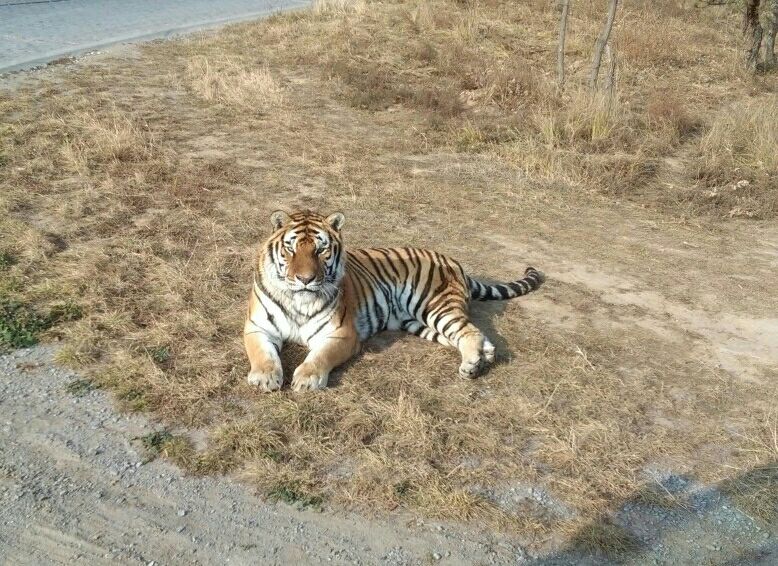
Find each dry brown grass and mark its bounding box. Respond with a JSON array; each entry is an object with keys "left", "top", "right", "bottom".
[
  {"left": 687, "top": 95, "right": 778, "bottom": 218},
  {"left": 312, "top": 0, "right": 367, "bottom": 15},
  {"left": 185, "top": 56, "right": 284, "bottom": 111},
  {"left": 1, "top": 0, "right": 777, "bottom": 554}
]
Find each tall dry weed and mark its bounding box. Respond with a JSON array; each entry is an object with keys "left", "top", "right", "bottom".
[
  {"left": 59, "top": 108, "right": 153, "bottom": 175},
  {"left": 186, "top": 56, "right": 284, "bottom": 111},
  {"left": 312, "top": 0, "right": 366, "bottom": 15},
  {"left": 696, "top": 96, "right": 778, "bottom": 184}
]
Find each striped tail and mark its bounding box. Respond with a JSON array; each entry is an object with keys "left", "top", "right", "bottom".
[{"left": 468, "top": 267, "right": 545, "bottom": 301}]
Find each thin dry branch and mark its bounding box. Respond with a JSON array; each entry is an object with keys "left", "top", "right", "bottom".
[
  {"left": 590, "top": 0, "right": 619, "bottom": 90},
  {"left": 604, "top": 44, "right": 617, "bottom": 99},
  {"left": 557, "top": 0, "right": 571, "bottom": 88}
]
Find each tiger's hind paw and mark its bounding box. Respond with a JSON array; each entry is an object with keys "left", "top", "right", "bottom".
[
  {"left": 483, "top": 338, "right": 496, "bottom": 363},
  {"left": 459, "top": 355, "right": 488, "bottom": 379}
]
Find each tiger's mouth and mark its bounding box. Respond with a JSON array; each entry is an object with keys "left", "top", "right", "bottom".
[{"left": 289, "top": 282, "right": 324, "bottom": 294}]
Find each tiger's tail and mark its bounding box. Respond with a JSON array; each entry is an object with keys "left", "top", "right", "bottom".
[{"left": 467, "top": 267, "right": 545, "bottom": 301}]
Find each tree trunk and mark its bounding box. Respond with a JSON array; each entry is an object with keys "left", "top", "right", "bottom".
[
  {"left": 557, "top": 0, "right": 571, "bottom": 88},
  {"left": 766, "top": 0, "right": 778, "bottom": 67},
  {"left": 743, "top": 0, "right": 763, "bottom": 68},
  {"left": 590, "top": 0, "right": 619, "bottom": 90}
]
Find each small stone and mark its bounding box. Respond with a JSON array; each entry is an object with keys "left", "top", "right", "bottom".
[
  {"left": 432, "top": 552, "right": 442, "bottom": 560},
  {"left": 177, "top": 509, "right": 187, "bottom": 517}
]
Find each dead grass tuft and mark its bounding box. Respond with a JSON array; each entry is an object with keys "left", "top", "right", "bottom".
[
  {"left": 679, "top": 95, "right": 778, "bottom": 218},
  {"left": 313, "top": 0, "right": 366, "bottom": 15},
  {"left": 534, "top": 90, "right": 625, "bottom": 149},
  {"left": 59, "top": 108, "right": 154, "bottom": 174},
  {"left": 697, "top": 96, "right": 778, "bottom": 182},
  {"left": 722, "top": 411, "right": 778, "bottom": 522},
  {"left": 646, "top": 90, "right": 701, "bottom": 142},
  {"left": 186, "top": 56, "right": 284, "bottom": 111},
  {"left": 564, "top": 517, "right": 640, "bottom": 558}
]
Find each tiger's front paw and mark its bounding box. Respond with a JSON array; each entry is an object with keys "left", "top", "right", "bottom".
[
  {"left": 291, "top": 363, "right": 329, "bottom": 392},
  {"left": 247, "top": 366, "right": 283, "bottom": 392}
]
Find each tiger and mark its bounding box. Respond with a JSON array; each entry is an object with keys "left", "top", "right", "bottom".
[{"left": 244, "top": 210, "right": 545, "bottom": 392}]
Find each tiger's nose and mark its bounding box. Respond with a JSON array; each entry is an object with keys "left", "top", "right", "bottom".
[{"left": 296, "top": 274, "right": 315, "bottom": 285}]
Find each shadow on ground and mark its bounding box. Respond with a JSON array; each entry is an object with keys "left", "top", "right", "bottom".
[
  {"left": 278, "top": 292, "right": 513, "bottom": 389},
  {"left": 532, "top": 462, "right": 778, "bottom": 565}
]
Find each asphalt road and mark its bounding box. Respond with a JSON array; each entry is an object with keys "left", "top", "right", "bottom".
[{"left": 0, "top": 0, "right": 309, "bottom": 74}]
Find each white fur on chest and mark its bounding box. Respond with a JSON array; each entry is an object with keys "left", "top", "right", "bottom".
[{"left": 254, "top": 281, "right": 339, "bottom": 348}]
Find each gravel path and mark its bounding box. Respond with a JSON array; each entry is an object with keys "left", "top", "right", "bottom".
[
  {"left": 0, "top": 0, "right": 309, "bottom": 73},
  {"left": 1, "top": 346, "right": 775, "bottom": 565}
]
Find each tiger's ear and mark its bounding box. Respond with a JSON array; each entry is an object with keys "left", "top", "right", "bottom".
[
  {"left": 270, "top": 210, "right": 290, "bottom": 230},
  {"left": 326, "top": 212, "right": 345, "bottom": 232}
]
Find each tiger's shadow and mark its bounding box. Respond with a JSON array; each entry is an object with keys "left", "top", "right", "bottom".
[{"left": 280, "top": 282, "right": 513, "bottom": 389}]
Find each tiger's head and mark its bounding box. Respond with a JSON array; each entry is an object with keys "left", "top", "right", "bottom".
[{"left": 261, "top": 210, "right": 346, "bottom": 298}]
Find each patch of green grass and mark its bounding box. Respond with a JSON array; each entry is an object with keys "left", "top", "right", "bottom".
[
  {"left": 49, "top": 301, "right": 84, "bottom": 323},
  {"left": 147, "top": 345, "right": 171, "bottom": 364},
  {"left": 268, "top": 482, "right": 323, "bottom": 509},
  {"left": 65, "top": 378, "right": 98, "bottom": 396},
  {"left": 0, "top": 300, "right": 54, "bottom": 351},
  {"left": 0, "top": 252, "right": 15, "bottom": 270},
  {"left": 139, "top": 430, "right": 174, "bottom": 452},
  {"left": 0, "top": 275, "right": 22, "bottom": 296},
  {"left": 119, "top": 387, "right": 149, "bottom": 412},
  {"left": 0, "top": 299, "right": 84, "bottom": 352},
  {"left": 394, "top": 479, "right": 412, "bottom": 497}
]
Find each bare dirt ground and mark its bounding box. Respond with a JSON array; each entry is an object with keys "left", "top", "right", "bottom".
[{"left": 1, "top": 1, "right": 777, "bottom": 563}]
